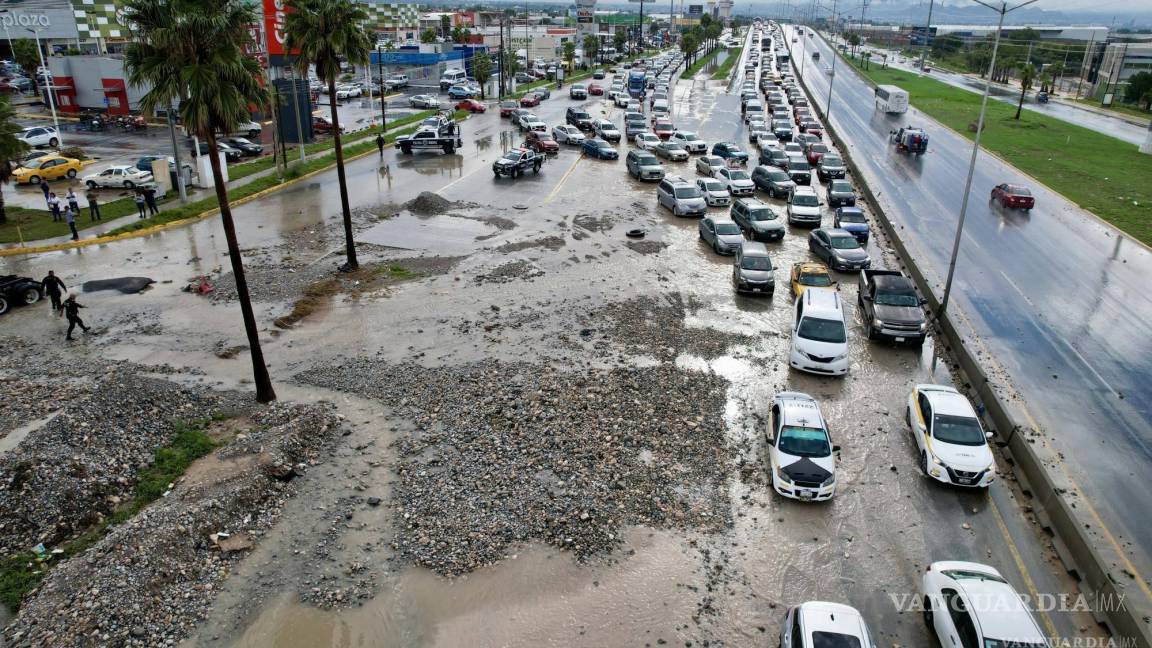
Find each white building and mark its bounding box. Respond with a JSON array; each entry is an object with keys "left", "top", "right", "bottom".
[{"left": 930, "top": 24, "right": 1110, "bottom": 43}]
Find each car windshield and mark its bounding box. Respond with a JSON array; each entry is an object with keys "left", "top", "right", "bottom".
[
  {"left": 501, "top": 152, "right": 521, "bottom": 162},
  {"left": 789, "top": 161, "right": 811, "bottom": 170},
  {"left": 822, "top": 156, "right": 844, "bottom": 166},
  {"left": 798, "top": 316, "right": 846, "bottom": 343},
  {"left": 596, "top": 142, "right": 613, "bottom": 150},
  {"left": 674, "top": 187, "right": 702, "bottom": 199},
  {"left": 801, "top": 272, "right": 833, "bottom": 287},
  {"left": 21, "top": 160, "right": 44, "bottom": 169},
  {"left": 601, "top": 124, "right": 618, "bottom": 131},
  {"left": 573, "top": 111, "right": 590, "bottom": 119},
  {"left": 778, "top": 426, "right": 831, "bottom": 457},
  {"left": 792, "top": 194, "right": 819, "bottom": 207},
  {"left": 768, "top": 171, "right": 790, "bottom": 181},
  {"left": 1008, "top": 186, "right": 1032, "bottom": 196},
  {"left": 875, "top": 290, "right": 920, "bottom": 307},
  {"left": 700, "top": 180, "right": 723, "bottom": 191},
  {"left": 831, "top": 181, "right": 853, "bottom": 193},
  {"left": 741, "top": 256, "right": 773, "bottom": 271},
  {"left": 714, "top": 222, "right": 741, "bottom": 235},
  {"left": 681, "top": 133, "right": 699, "bottom": 141},
  {"left": 727, "top": 171, "right": 750, "bottom": 180},
  {"left": 748, "top": 208, "right": 776, "bottom": 221},
  {"left": 637, "top": 154, "right": 658, "bottom": 164},
  {"left": 811, "top": 632, "right": 862, "bottom": 648},
  {"left": 829, "top": 236, "right": 859, "bottom": 250},
  {"left": 664, "top": 142, "right": 684, "bottom": 150},
  {"left": 230, "top": 138, "right": 252, "bottom": 145},
  {"left": 933, "top": 414, "right": 986, "bottom": 446}
]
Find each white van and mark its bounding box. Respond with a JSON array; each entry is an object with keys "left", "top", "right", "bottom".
[
  {"left": 789, "top": 289, "right": 849, "bottom": 376},
  {"left": 439, "top": 68, "right": 468, "bottom": 90},
  {"left": 874, "top": 84, "right": 908, "bottom": 113}
]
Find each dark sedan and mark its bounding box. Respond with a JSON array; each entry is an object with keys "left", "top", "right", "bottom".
[
  {"left": 582, "top": 138, "right": 618, "bottom": 160},
  {"left": 808, "top": 228, "right": 871, "bottom": 272},
  {"left": 220, "top": 137, "right": 264, "bottom": 157}
]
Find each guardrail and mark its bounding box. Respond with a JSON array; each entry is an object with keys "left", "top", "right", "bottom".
[{"left": 796, "top": 28, "right": 1152, "bottom": 648}]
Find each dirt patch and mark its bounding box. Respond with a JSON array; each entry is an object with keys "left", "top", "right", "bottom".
[
  {"left": 625, "top": 239, "right": 668, "bottom": 255},
  {"left": 473, "top": 260, "right": 545, "bottom": 285},
  {"left": 495, "top": 236, "right": 566, "bottom": 254},
  {"left": 403, "top": 191, "right": 477, "bottom": 216},
  {"left": 573, "top": 212, "right": 617, "bottom": 233}
]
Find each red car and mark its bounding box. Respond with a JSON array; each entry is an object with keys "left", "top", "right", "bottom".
[
  {"left": 652, "top": 119, "right": 674, "bottom": 140},
  {"left": 456, "top": 99, "right": 486, "bottom": 113},
  {"left": 526, "top": 130, "right": 559, "bottom": 154},
  {"left": 800, "top": 121, "right": 823, "bottom": 138},
  {"left": 991, "top": 183, "right": 1035, "bottom": 210},
  {"left": 499, "top": 100, "right": 519, "bottom": 117},
  {"left": 588, "top": 84, "right": 604, "bottom": 96},
  {"left": 805, "top": 143, "right": 830, "bottom": 165},
  {"left": 520, "top": 94, "right": 541, "bottom": 107}
]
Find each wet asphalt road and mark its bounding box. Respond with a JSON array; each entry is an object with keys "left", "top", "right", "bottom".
[
  {"left": 793, "top": 27, "right": 1152, "bottom": 596},
  {"left": 0, "top": 34, "right": 1110, "bottom": 648}
]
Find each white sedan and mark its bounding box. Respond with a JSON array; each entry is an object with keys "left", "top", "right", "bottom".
[
  {"left": 907, "top": 385, "right": 995, "bottom": 487},
  {"left": 634, "top": 132, "right": 660, "bottom": 150},
  {"left": 552, "top": 125, "right": 585, "bottom": 145},
  {"left": 83, "top": 165, "right": 154, "bottom": 189},
  {"left": 409, "top": 94, "right": 440, "bottom": 109},
  {"left": 17, "top": 126, "right": 59, "bottom": 148}
]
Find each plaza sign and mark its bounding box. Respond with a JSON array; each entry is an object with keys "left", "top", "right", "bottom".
[{"left": 0, "top": 3, "right": 79, "bottom": 40}]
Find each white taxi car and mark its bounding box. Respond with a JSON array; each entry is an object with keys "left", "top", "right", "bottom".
[
  {"left": 767, "top": 391, "right": 839, "bottom": 501},
  {"left": 922, "top": 561, "right": 1049, "bottom": 648},
  {"left": 780, "top": 601, "right": 876, "bottom": 648},
  {"left": 907, "top": 385, "right": 995, "bottom": 487}
]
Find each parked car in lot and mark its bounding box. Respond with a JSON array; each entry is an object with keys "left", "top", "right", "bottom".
[
  {"left": 219, "top": 137, "right": 263, "bottom": 156},
  {"left": 582, "top": 138, "right": 618, "bottom": 160},
  {"left": 790, "top": 262, "right": 836, "bottom": 299},
  {"left": 991, "top": 183, "right": 1035, "bottom": 210},
  {"left": 654, "top": 140, "right": 689, "bottom": 162},
  {"left": 626, "top": 149, "right": 665, "bottom": 181},
  {"left": 12, "top": 155, "right": 82, "bottom": 184},
  {"left": 751, "top": 165, "right": 795, "bottom": 199},
  {"left": 657, "top": 175, "right": 707, "bottom": 217},
  {"left": 779, "top": 602, "right": 874, "bottom": 647},
  {"left": 17, "top": 126, "right": 59, "bottom": 148},
  {"left": 808, "top": 228, "right": 871, "bottom": 272},
  {"left": 698, "top": 217, "right": 745, "bottom": 255},
  {"left": 766, "top": 392, "right": 839, "bottom": 500},
  {"left": 733, "top": 241, "right": 776, "bottom": 295},
  {"left": 921, "top": 562, "right": 1043, "bottom": 648},
  {"left": 730, "top": 197, "right": 784, "bottom": 241},
  {"left": 696, "top": 155, "right": 725, "bottom": 177},
  {"left": 0, "top": 275, "right": 44, "bottom": 316},
  {"left": 409, "top": 94, "right": 439, "bottom": 108},
  {"left": 907, "top": 385, "right": 995, "bottom": 487},
  {"left": 83, "top": 165, "right": 153, "bottom": 189},
  {"left": 552, "top": 125, "right": 585, "bottom": 145},
  {"left": 696, "top": 178, "right": 731, "bottom": 207},
  {"left": 789, "top": 288, "right": 849, "bottom": 376}
]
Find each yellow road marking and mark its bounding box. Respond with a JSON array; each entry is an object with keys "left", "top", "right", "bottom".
[
  {"left": 542, "top": 152, "right": 584, "bottom": 205},
  {"left": 989, "top": 491, "right": 1061, "bottom": 639}
]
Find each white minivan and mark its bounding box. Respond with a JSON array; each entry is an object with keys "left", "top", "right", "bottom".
[{"left": 789, "top": 289, "right": 849, "bottom": 376}]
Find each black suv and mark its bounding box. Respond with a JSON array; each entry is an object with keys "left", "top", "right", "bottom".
[
  {"left": 784, "top": 156, "right": 812, "bottom": 184},
  {"left": 566, "top": 107, "right": 593, "bottom": 130}
]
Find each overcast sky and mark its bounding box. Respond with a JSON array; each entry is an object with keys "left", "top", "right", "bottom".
[{"left": 894, "top": 0, "right": 1147, "bottom": 13}]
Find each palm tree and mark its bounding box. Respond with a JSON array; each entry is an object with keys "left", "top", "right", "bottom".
[
  {"left": 563, "top": 41, "right": 576, "bottom": 74},
  {"left": 0, "top": 96, "right": 28, "bottom": 225},
  {"left": 286, "top": 0, "right": 373, "bottom": 272},
  {"left": 1015, "top": 62, "right": 1036, "bottom": 120},
  {"left": 583, "top": 34, "right": 600, "bottom": 66},
  {"left": 123, "top": 0, "right": 276, "bottom": 403}
]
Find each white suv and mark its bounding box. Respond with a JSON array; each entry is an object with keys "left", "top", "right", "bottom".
[
  {"left": 907, "top": 385, "right": 995, "bottom": 487},
  {"left": 670, "top": 131, "right": 708, "bottom": 154},
  {"left": 922, "top": 562, "right": 1049, "bottom": 648},
  {"left": 789, "top": 289, "right": 849, "bottom": 376},
  {"left": 787, "top": 186, "right": 823, "bottom": 226},
  {"left": 780, "top": 601, "right": 876, "bottom": 648},
  {"left": 767, "top": 392, "right": 839, "bottom": 501},
  {"left": 18, "top": 126, "right": 59, "bottom": 148}
]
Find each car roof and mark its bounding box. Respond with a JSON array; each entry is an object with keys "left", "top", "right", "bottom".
[
  {"left": 739, "top": 240, "right": 770, "bottom": 256},
  {"left": 794, "top": 186, "right": 818, "bottom": 194},
  {"left": 824, "top": 228, "right": 854, "bottom": 238},
  {"left": 945, "top": 572, "right": 1046, "bottom": 642},
  {"left": 798, "top": 601, "right": 867, "bottom": 637},
  {"left": 802, "top": 288, "right": 843, "bottom": 315},
  {"left": 795, "top": 261, "right": 828, "bottom": 273},
  {"left": 773, "top": 392, "right": 825, "bottom": 428},
  {"left": 916, "top": 385, "right": 977, "bottom": 418}
]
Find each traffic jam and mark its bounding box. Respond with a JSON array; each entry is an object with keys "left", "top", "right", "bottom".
[{"left": 450, "top": 21, "right": 1052, "bottom": 647}]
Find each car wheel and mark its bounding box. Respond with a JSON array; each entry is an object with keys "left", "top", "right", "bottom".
[
  {"left": 494, "top": 170, "right": 500, "bottom": 179},
  {"left": 0, "top": 295, "right": 8, "bottom": 315},
  {"left": 66, "top": 169, "right": 77, "bottom": 178},
  {"left": 248, "top": 129, "right": 260, "bottom": 138},
  {"left": 49, "top": 137, "right": 59, "bottom": 147},
  {"left": 533, "top": 163, "right": 540, "bottom": 174},
  {"left": 22, "top": 288, "right": 41, "bottom": 305},
  {"left": 922, "top": 595, "right": 934, "bottom": 627},
  {"left": 920, "top": 451, "right": 929, "bottom": 477},
  {"left": 86, "top": 180, "right": 97, "bottom": 189},
  {"left": 29, "top": 175, "right": 41, "bottom": 185},
  {"left": 124, "top": 181, "right": 135, "bottom": 189}
]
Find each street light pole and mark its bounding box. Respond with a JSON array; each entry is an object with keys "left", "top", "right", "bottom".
[
  {"left": 824, "top": 0, "right": 840, "bottom": 120},
  {"left": 26, "top": 27, "right": 61, "bottom": 147},
  {"left": 917, "top": 0, "right": 934, "bottom": 75},
  {"left": 937, "top": 0, "right": 1039, "bottom": 324},
  {"left": 376, "top": 44, "right": 387, "bottom": 135}
]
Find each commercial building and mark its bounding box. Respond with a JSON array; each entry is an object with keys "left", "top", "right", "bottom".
[
  {"left": 1085, "top": 42, "right": 1152, "bottom": 101},
  {"left": 926, "top": 24, "right": 1110, "bottom": 43}
]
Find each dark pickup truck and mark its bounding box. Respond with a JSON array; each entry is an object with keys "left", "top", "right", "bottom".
[
  {"left": 857, "top": 270, "right": 927, "bottom": 345},
  {"left": 492, "top": 147, "right": 542, "bottom": 178}
]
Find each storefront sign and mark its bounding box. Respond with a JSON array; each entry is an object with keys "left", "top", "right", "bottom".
[{"left": 0, "top": 2, "right": 79, "bottom": 41}]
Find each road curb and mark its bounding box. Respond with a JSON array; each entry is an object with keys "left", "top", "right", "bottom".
[{"left": 797, "top": 34, "right": 1152, "bottom": 647}]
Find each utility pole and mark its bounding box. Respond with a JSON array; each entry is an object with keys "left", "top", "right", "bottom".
[
  {"left": 917, "top": 0, "right": 934, "bottom": 75},
  {"left": 498, "top": 15, "right": 506, "bottom": 98},
  {"left": 287, "top": 63, "right": 305, "bottom": 162},
  {"left": 166, "top": 102, "right": 187, "bottom": 202},
  {"left": 825, "top": 0, "right": 840, "bottom": 120},
  {"left": 376, "top": 44, "right": 387, "bottom": 134}
]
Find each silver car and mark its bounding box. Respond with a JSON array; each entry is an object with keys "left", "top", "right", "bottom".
[
  {"left": 699, "top": 217, "right": 745, "bottom": 255},
  {"left": 733, "top": 240, "right": 776, "bottom": 295},
  {"left": 657, "top": 176, "right": 708, "bottom": 217},
  {"left": 553, "top": 125, "right": 586, "bottom": 145},
  {"left": 654, "top": 140, "right": 689, "bottom": 162},
  {"left": 409, "top": 94, "right": 439, "bottom": 108},
  {"left": 696, "top": 155, "right": 725, "bottom": 177}
]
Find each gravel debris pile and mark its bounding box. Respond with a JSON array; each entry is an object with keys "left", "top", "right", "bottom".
[
  {"left": 495, "top": 235, "right": 566, "bottom": 254},
  {"left": 473, "top": 259, "right": 545, "bottom": 285},
  {"left": 0, "top": 367, "right": 248, "bottom": 554},
  {"left": 3, "top": 402, "right": 344, "bottom": 648},
  {"left": 404, "top": 191, "right": 471, "bottom": 216},
  {"left": 298, "top": 359, "right": 733, "bottom": 576}
]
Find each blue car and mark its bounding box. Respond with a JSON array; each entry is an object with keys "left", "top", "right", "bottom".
[
  {"left": 447, "top": 84, "right": 478, "bottom": 100},
  {"left": 711, "top": 141, "right": 749, "bottom": 165},
  {"left": 582, "top": 138, "right": 618, "bottom": 160},
  {"left": 833, "top": 207, "right": 870, "bottom": 243}
]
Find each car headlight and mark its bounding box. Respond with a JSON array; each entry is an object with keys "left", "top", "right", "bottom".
[
  {"left": 820, "top": 475, "right": 836, "bottom": 487},
  {"left": 929, "top": 452, "right": 943, "bottom": 466},
  {"left": 774, "top": 467, "right": 792, "bottom": 484},
  {"left": 919, "top": 322, "right": 928, "bottom": 332},
  {"left": 832, "top": 353, "right": 847, "bottom": 361},
  {"left": 872, "top": 318, "right": 883, "bottom": 328}
]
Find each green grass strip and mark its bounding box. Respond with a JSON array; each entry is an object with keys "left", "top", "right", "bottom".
[
  {"left": 843, "top": 57, "right": 1152, "bottom": 246},
  {"left": 711, "top": 46, "right": 743, "bottom": 80},
  {"left": 682, "top": 47, "right": 721, "bottom": 79}
]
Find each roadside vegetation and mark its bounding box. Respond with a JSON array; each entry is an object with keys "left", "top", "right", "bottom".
[
  {"left": 844, "top": 59, "right": 1152, "bottom": 245},
  {"left": 711, "top": 46, "right": 743, "bottom": 80}
]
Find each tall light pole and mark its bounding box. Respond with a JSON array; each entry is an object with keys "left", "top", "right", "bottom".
[
  {"left": 937, "top": 0, "right": 1040, "bottom": 324},
  {"left": 375, "top": 45, "right": 387, "bottom": 135},
  {"left": 824, "top": 0, "right": 840, "bottom": 120},
  {"left": 917, "top": 0, "right": 934, "bottom": 74},
  {"left": 25, "top": 27, "right": 61, "bottom": 147}
]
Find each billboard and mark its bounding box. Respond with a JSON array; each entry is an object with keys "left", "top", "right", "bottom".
[
  {"left": 688, "top": 4, "right": 703, "bottom": 14},
  {"left": 0, "top": 0, "right": 79, "bottom": 41},
  {"left": 576, "top": 8, "right": 594, "bottom": 23},
  {"left": 262, "top": 0, "right": 301, "bottom": 63}
]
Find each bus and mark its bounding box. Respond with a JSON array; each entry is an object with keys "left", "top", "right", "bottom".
[
  {"left": 761, "top": 37, "right": 772, "bottom": 51},
  {"left": 874, "top": 85, "right": 909, "bottom": 113},
  {"left": 776, "top": 49, "right": 790, "bottom": 64},
  {"left": 628, "top": 69, "right": 647, "bottom": 97}
]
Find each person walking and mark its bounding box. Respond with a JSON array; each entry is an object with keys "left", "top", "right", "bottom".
[
  {"left": 65, "top": 188, "right": 80, "bottom": 215},
  {"left": 40, "top": 180, "right": 51, "bottom": 205},
  {"left": 143, "top": 185, "right": 159, "bottom": 216},
  {"left": 41, "top": 270, "right": 67, "bottom": 315},
  {"left": 64, "top": 205, "right": 79, "bottom": 241},
  {"left": 47, "top": 192, "right": 61, "bottom": 222},
  {"left": 62, "top": 294, "right": 90, "bottom": 341},
  {"left": 133, "top": 190, "right": 147, "bottom": 219},
  {"left": 376, "top": 133, "right": 385, "bottom": 157},
  {"left": 86, "top": 188, "right": 101, "bottom": 221}
]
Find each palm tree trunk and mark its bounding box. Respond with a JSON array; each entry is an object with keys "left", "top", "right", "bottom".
[
  {"left": 327, "top": 77, "right": 359, "bottom": 271},
  {"left": 0, "top": 182, "right": 7, "bottom": 225},
  {"left": 1015, "top": 86, "right": 1025, "bottom": 120},
  {"left": 205, "top": 131, "right": 277, "bottom": 404}
]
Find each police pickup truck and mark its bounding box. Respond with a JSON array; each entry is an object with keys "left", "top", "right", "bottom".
[
  {"left": 395, "top": 114, "right": 463, "bottom": 155},
  {"left": 492, "top": 147, "right": 543, "bottom": 178}
]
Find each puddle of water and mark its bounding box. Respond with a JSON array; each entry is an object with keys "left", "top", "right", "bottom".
[
  {"left": 224, "top": 528, "right": 702, "bottom": 648},
  {"left": 0, "top": 412, "right": 58, "bottom": 455},
  {"left": 358, "top": 213, "right": 495, "bottom": 256}
]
